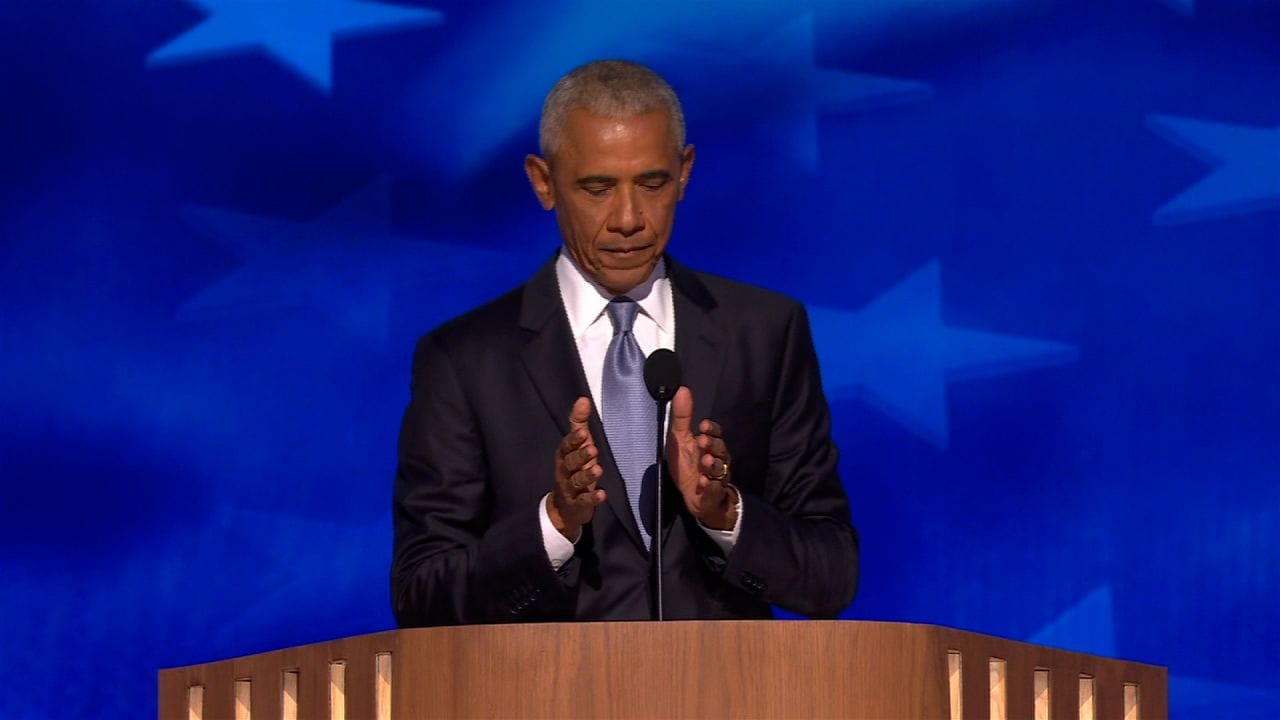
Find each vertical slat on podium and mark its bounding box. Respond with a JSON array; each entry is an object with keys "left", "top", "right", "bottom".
[
  {"left": 947, "top": 650, "right": 963, "bottom": 720},
  {"left": 989, "top": 657, "right": 1008, "bottom": 720},
  {"left": 1033, "top": 669, "right": 1051, "bottom": 720},
  {"left": 329, "top": 661, "right": 347, "bottom": 720},
  {"left": 234, "top": 679, "right": 251, "bottom": 720},
  {"left": 1078, "top": 675, "right": 1095, "bottom": 720},
  {"left": 1124, "top": 683, "right": 1140, "bottom": 720},
  {"left": 281, "top": 670, "right": 299, "bottom": 720},
  {"left": 187, "top": 685, "right": 203, "bottom": 720},
  {"left": 375, "top": 652, "right": 392, "bottom": 720}
]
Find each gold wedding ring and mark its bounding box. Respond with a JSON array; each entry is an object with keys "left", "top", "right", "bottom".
[{"left": 712, "top": 459, "right": 730, "bottom": 481}]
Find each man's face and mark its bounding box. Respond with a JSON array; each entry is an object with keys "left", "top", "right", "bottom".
[{"left": 526, "top": 108, "right": 695, "bottom": 295}]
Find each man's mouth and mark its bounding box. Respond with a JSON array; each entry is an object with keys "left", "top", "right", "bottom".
[{"left": 602, "top": 244, "right": 653, "bottom": 257}]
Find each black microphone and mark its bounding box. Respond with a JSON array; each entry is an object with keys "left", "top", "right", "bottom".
[
  {"left": 643, "top": 349, "right": 681, "bottom": 621},
  {"left": 644, "top": 348, "right": 682, "bottom": 402}
]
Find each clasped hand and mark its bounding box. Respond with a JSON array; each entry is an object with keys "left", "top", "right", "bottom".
[{"left": 547, "top": 389, "right": 736, "bottom": 540}]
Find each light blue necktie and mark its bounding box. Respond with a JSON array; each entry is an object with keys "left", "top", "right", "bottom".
[{"left": 602, "top": 297, "right": 657, "bottom": 549}]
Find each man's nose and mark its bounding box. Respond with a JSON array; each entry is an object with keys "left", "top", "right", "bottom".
[{"left": 607, "top": 186, "right": 645, "bottom": 237}]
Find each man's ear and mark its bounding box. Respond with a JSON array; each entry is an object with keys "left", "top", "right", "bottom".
[
  {"left": 524, "top": 154, "right": 556, "bottom": 210},
  {"left": 677, "top": 144, "right": 695, "bottom": 201}
]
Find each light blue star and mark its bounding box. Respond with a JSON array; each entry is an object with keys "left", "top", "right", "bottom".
[
  {"left": 1029, "top": 584, "right": 1117, "bottom": 657},
  {"left": 178, "top": 178, "right": 516, "bottom": 345},
  {"left": 147, "top": 0, "right": 443, "bottom": 92},
  {"left": 1158, "top": 0, "right": 1194, "bottom": 16},
  {"left": 685, "top": 12, "right": 932, "bottom": 169},
  {"left": 1028, "top": 585, "right": 1280, "bottom": 715},
  {"left": 808, "top": 261, "right": 1078, "bottom": 448},
  {"left": 1148, "top": 115, "right": 1280, "bottom": 225}
]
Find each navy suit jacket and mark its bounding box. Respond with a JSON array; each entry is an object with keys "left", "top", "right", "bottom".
[{"left": 391, "top": 254, "right": 858, "bottom": 625}]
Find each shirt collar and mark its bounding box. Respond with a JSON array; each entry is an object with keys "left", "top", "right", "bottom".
[{"left": 555, "top": 247, "right": 671, "bottom": 339}]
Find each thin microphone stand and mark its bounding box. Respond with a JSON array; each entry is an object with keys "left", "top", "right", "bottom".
[{"left": 654, "top": 399, "right": 667, "bottom": 621}]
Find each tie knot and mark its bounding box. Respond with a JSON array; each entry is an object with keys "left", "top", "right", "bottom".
[{"left": 606, "top": 297, "right": 639, "bottom": 335}]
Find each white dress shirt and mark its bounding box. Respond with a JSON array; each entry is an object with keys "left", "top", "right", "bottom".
[{"left": 539, "top": 248, "right": 742, "bottom": 569}]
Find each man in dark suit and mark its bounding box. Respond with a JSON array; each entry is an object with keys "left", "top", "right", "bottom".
[{"left": 392, "top": 60, "right": 857, "bottom": 625}]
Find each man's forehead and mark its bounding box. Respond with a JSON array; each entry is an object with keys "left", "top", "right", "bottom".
[{"left": 560, "top": 108, "right": 679, "bottom": 151}]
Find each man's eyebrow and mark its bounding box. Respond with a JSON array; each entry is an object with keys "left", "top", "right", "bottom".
[
  {"left": 635, "top": 170, "right": 673, "bottom": 182},
  {"left": 575, "top": 175, "right": 617, "bottom": 185}
]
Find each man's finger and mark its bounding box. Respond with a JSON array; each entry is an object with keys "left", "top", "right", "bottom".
[
  {"left": 701, "top": 454, "right": 730, "bottom": 478},
  {"left": 562, "top": 443, "right": 596, "bottom": 473},
  {"left": 568, "top": 396, "right": 592, "bottom": 433},
  {"left": 670, "top": 386, "right": 694, "bottom": 436},
  {"left": 698, "top": 435, "right": 727, "bottom": 458},
  {"left": 699, "top": 419, "right": 723, "bottom": 438},
  {"left": 568, "top": 468, "right": 597, "bottom": 492},
  {"left": 558, "top": 428, "right": 587, "bottom": 457}
]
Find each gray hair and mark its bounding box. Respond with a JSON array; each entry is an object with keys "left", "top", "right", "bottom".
[{"left": 538, "top": 60, "right": 686, "bottom": 159}]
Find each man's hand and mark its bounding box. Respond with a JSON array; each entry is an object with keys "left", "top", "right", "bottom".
[
  {"left": 667, "top": 387, "right": 738, "bottom": 530},
  {"left": 547, "top": 396, "right": 606, "bottom": 540}
]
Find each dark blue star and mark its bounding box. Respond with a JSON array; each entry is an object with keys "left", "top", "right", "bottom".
[
  {"left": 808, "top": 261, "right": 1078, "bottom": 448},
  {"left": 178, "top": 178, "right": 514, "bottom": 345},
  {"left": 1148, "top": 115, "right": 1280, "bottom": 225},
  {"left": 675, "top": 12, "right": 932, "bottom": 169},
  {"left": 147, "top": 0, "right": 443, "bottom": 92}
]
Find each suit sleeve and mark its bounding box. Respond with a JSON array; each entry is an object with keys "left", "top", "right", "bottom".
[
  {"left": 390, "top": 332, "right": 577, "bottom": 626},
  {"left": 719, "top": 303, "right": 860, "bottom": 617}
]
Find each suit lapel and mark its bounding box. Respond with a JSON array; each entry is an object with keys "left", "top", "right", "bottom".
[
  {"left": 518, "top": 255, "right": 647, "bottom": 554},
  {"left": 666, "top": 257, "right": 726, "bottom": 543}
]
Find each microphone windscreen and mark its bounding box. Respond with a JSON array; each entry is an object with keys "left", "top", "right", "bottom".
[{"left": 644, "top": 349, "right": 682, "bottom": 402}]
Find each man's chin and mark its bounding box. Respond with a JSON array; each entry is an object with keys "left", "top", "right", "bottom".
[{"left": 596, "top": 260, "right": 657, "bottom": 294}]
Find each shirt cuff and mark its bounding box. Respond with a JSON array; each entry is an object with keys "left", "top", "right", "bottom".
[
  {"left": 539, "top": 493, "right": 579, "bottom": 570},
  {"left": 697, "top": 485, "right": 743, "bottom": 556}
]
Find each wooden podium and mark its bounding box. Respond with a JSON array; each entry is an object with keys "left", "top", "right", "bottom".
[{"left": 159, "top": 621, "right": 1166, "bottom": 719}]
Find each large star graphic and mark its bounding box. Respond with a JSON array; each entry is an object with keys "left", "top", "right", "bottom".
[
  {"left": 1148, "top": 115, "right": 1280, "bottom": 225},
  {"left": 807, "top": 261, "right": 1078, "bottom": 448},
  {"left": 402, "top": 4, "right": 930, "bottom": 177},
  {"left": 147, "top": 0, "right": 443, "bottom": 92},
  {"left": 1027, "top": 585, "right": 1280, "bottom": 717},
  {"left": 178, "top": 177, "right": 514, "bottom": 345},
  {"left": 682, "top": 13, "right": 932, "bottom": 170}
]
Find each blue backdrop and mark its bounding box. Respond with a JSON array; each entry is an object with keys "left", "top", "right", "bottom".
[{"left": 2, "top": 0, "right": 1278, "bottom": 717}]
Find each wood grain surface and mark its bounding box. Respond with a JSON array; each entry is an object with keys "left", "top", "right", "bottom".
[{"left": 158, "top": 621, "right": 1167, "bottom": 719}]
